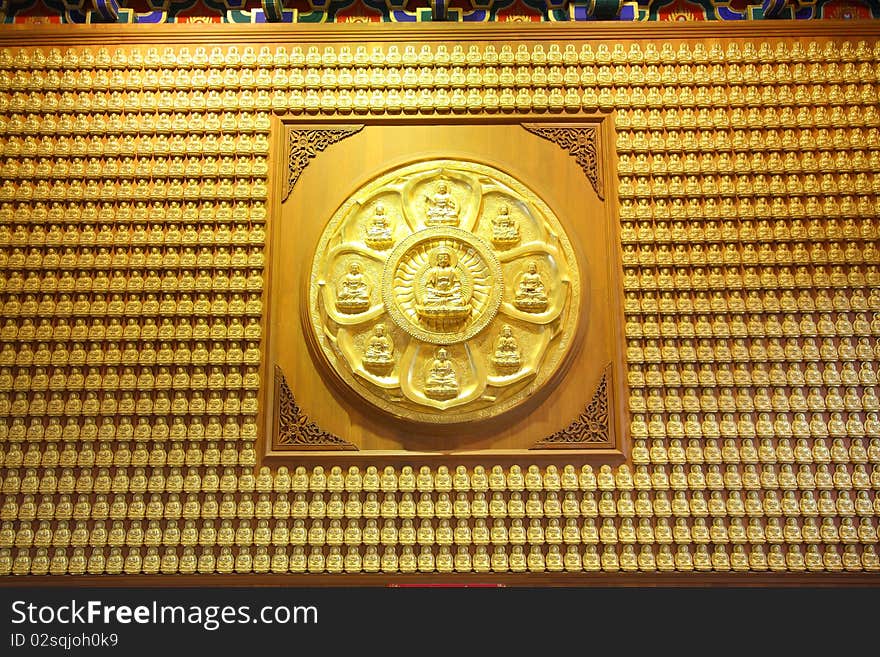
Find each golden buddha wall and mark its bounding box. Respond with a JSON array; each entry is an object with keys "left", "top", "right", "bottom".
[{"left": 0, "top": 22, "right": 879, "bottom": 578}]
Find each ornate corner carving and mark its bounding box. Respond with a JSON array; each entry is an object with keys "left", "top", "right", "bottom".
[
  {"left": 531, "top": 363, "right": 612, "bottom": 448},
  {"left": 284, "top": 125, "right": 364, "bottom": 201},
  {"left": 521, "top": 123, "right": 603, "bottom": 199},
  {"left": 274, "top": 365, "right": 358, "bottom": 450}
]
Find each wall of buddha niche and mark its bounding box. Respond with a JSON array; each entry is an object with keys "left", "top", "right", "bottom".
[{"left": 0, "top": 23, "right": 879, "bottom": 578}]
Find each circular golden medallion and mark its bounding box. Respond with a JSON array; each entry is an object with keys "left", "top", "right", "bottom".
[
  {"left": 382, "top": 227, "right": 503, "bottom": 345},
  {"left": 308, "top": 159, "right": 582, "bottom": 425}
]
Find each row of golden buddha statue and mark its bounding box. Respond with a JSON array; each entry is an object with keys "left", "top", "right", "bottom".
[
  {"left": 1, "top": 40, "right": 877, "bottom": 74},
  {"left": 0, "top": 224, "right": 267, "bottom": 244},
  {"left": 4, "top": 512, "right": 879, "bottom": 547},
  {"left": 616, "top": 109, "right": 880, "bottom": 133},
  {"left": 2, "top": 39, "right": 878, "bottom": 69},
  {"left": 626, "top": 380, "right": 880, "bottom": 406},
  {"left": 620, "top": 199, "right": 880, "bottom": 222},
  {"left": 0, "top": 415, "right": 257, "bottom": 442},
  {"left": 5, "top": 65, "right": 876, "bottom": 91},
  {"left": 2, "top": 72, "right": 879, "bottom": 102},
  {"left": 627, "top": 334, "right": 880, "bottom": 358},
  {"left": 619, "top": 178, "right": 880, "bottom": 200},
  {"left": 626, "top": 380, "right": 880, "bottom": 407},
  {"left": 2, "top": 474, "right": 878, "bottom": 516},
  {"left": 0, "top": 44, "right": 876, "bottom": 84},
  {"left": 0, "top": 87, "right": 874, "bottom": 116},
  {"left": 0, "top": 158, "right": 268, "bottom": 182},
  {"left": 625, "top": 308, "right": 880, "bottom": 339},
  {"left": 6, "top": 433, "right": 875, "bottom": 467},
  {"left": 0, "top": 388, "right": 259, "bottom": 414},
  {"left": 622, "top": 271, "right": 880, "bottom": 298},
  {"left": 624, "top": 310, "right": 880, "bottom": 335},
  {"left": 0, "top": 180, "right": 268, "bottom": 203},
  {"left": 0, "top": 230, "right": 267, "bottom": 251},
  {"left": 4, "top": 488, "right": 879, "bottom": 529},
  {"left": 629, "top": 413, "right": 880, "bottom": 443},
  {"left": 0, "top": 134, "right": 269, "bottom": 159},
  {"left": 4, "top": 459, "right": 878, "bottom": 492},
  {"left": 622, "top": 218, "right": 879, "bottom": 242},
  {"left": 1, "top": 80, "right": 877, "bottom": 109},
  {"left": 0, "top": 88, "right": 880, "bottom": 120},
  {"left": 4, "top": 541, "right": 879, "bottom": 575},
  {"left": 623, "top": 291, "right": 877, "bottom": 313},
  {"left": 1, "top": 440, "right": 246, "bottom": 467},
  {"left": 0, "top": 204, "right": 267, "bottom": 227},
  {"left": 622, "top": 248, "right": 880, "bottom": 271}
]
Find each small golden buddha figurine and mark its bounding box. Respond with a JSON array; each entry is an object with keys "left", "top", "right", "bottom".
[
  {"left": 363, "top": 202, "right": 394, "bottom": 250},
  {"left": 335, "top": 262, "right": 371, "bottom": 313},
  {"left": 490, "top": 324, "right": 522, "bottom": 372},
  {"left": 424, "top": 182, "right": 458, "bottom": 226},
  {"left": 362, "top": 323, "right": 394, "bottom": 375},
  {"left": 424, "top": 348, "right": 459, "bottom": 401},
  {"left": 416, "top": 248, "right": 471, "bottom": 322},
  {"left": 490, "top": 204, "right": 520, "bottom": 247},
  {"left": 514, "top": 261, "right": 549, "bottom": 312}
]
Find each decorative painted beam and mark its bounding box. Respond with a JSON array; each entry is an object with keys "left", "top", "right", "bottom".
[
  {"left": 581, "top": 0, "right": 622, "bottom": 19},
  {"left": 262, "top": 0, "right": 284, "bottom": 21},
  {"left": 431, "top": 0, "right": 448, "bottom": 20},
  {"left": 92, "top": 0, "right": 120, "bottom": 21}
]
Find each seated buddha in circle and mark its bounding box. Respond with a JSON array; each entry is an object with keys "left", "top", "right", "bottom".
[
  {"left": 415, "top": 247, "right": 471, "bottom": 322},
  {"left": 514, "top": 261, "right": 549, "bottom": 312},
  {"left": 424, "top": 182, "right": 459, "bottom": 226},
  {"left": 492, "top": 324, "right": 521, "bottom": 371},
  {"left": 491, "top": 204, "right": 520, "bottom": 247},
  {"left": 364, "top": 202, "right": 394, "bottom": 250},
  {"left": 335, "top": 261, "right": 371, "bottom": 314},
  {"left": 363, "top": 323, "right": 394, "bottom": 374},
  {"left": 425, "top": 347, "right": 459, "bottom": 400}
]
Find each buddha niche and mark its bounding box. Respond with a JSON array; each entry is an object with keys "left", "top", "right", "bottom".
[
  {"left": 491, "top": 204, "right": 520, "bottom": 247},
  {"left": 362, "top": 323, "right": 394, "bottom": 375},
  {"left": 415, "top": 248, "right": 471, "bottom": 322},
  {"left": 364, "top": 203, "right": 394, "bottom": 250},
  {"left": 335, "top": 261, "right": 371, "bottom": 313},
  {"left": 491, "top": 324, "right": 521, "bottom": 372},
  {"left": 424, "top": 347, "right": 459, "bottom": 401},
  {"left": 425, "top": 181, "right": 459, "bottom": 226},
  {"left": 514, "top": 261, "right": 549, "bottom": 312}
]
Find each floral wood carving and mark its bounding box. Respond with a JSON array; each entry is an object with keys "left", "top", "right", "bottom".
[
  {"left": 284, "top": 125, "right": 364, "bottom": 201},
  {"left": 522, "top": 123, "right": 603, "bottom": 199},
  {"left": 274, "top": 365, "right": 358, "bottom": 450},
  {"left": 531, "top": 364, "right": 611, "bottom": 448}
]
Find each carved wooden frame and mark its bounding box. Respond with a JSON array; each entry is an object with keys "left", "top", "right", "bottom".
[{"left": 264, "top": 114, "right": 625, "bottom": 460}]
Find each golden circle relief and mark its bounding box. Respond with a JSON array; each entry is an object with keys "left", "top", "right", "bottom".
[
  {"left": 308, "top": 159, "right": 581, "bottom": 425},
  {"left": 382, "top": 227, "right": 503, "bottom": 345}
]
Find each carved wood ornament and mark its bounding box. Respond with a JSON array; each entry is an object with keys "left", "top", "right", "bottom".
[
  {"left": 274, "top": 366, "right": 358, "bottom": 450},
  {"left": 284, "top": 125, "right": 364, "bottom": 201},
  {"left": 522, "top": 123, "right": 604, "bottom": 199},
  {"left": 531, "top": 363, "right": 612, "bottom": 448}
]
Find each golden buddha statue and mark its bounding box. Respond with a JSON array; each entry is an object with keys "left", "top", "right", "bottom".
[
  {"left": 364, "top": 203, "right": 394, "bottom": 250},
  {"left": 424, "top": 182, "right": 459, "bottom": 226},
  {"left": 362, "top": 324, "right": 394, "bottom": 375},
  {"left": 514, "top": 261, "right": 549, "bottom": 312},
  {"left": 491, "top": 324, "right": 521, "bottom": 371},
  {"left": 490, "top": 204, "right": 520, "bottom": 247},
  {"left": 415, "top": 248, "right": 471, "bottom": 322},
  {"left": 424, "top": 347, "right": 459, "bottom": 400},
  {"left": 335, "top": 261, "right": 371, "bottom": 314}
]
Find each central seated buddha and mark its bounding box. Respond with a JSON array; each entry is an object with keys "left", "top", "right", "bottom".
[{"left": 414, "top": 247, "right": 472, "bottom": 323}]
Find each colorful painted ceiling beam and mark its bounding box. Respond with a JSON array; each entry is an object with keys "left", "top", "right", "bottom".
[{"left": 1, "top": 0, "right": 878, "bottom": 24}]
